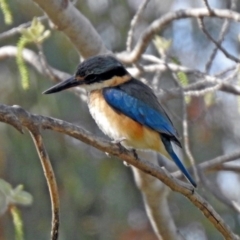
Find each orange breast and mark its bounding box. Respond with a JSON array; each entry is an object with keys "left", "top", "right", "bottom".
[{"left": 88, "top": 90, "right": 166, "bottom": 153}]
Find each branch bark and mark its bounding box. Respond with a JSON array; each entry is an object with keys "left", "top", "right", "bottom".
[
  {"left": 32, "top": 0, "right": 109, "bottom": 58},
  {"left": 28, "top": 128, "right": 59, "bottom": 240},
  {"left": 0, "top": 103, "right": 239, "bottom": 239}
]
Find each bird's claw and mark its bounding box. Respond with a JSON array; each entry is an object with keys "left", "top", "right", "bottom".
[
  {"left": 111, "top": 137, "right": 126, "bottom": 145},
  {"left": 131, "top": 149, "right": 139, "bottom": 160}
]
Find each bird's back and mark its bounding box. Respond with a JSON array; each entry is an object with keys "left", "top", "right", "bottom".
[{"left": 104, "top": 78, "right": 181, "bottom": 147}]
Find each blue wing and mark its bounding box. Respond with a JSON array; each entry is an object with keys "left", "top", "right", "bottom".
[
  {"left": 103, "top": 87, "right": 177, "bottom": 139},
  {"left": 103, "top": 84, "right": 197, "bottom": 187}
]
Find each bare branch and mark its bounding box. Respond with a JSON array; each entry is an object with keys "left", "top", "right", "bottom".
[
  {"left": 0, "top": 45, "right": 86, "bottom": 99},
  {"left": 213, "top": 164, "right": 240, "bottom": 173},
  {"left": 202, "top": 0, "right": 212, "bottom": 13},
  {"left": 181, "top": 92, "right": 200, "bottom": 183},
  {"left": 205, "top": 19, "right": 230, "bottom": 72},
  {"left": 0, "top": 46, "right": 68, "bottom": 80},
  {"left": 0, "top": 104, "right": 239, "bottom": 239},
  {"left": 173, "top": 150, "right": 240, "bottom": 178},
  {"left": 198, "top": 17, "right": 240, "bottom": 64},
  {"left": 203, "top": 0, "right": 237, "bottom": 72},
  {"left": 2, "top": 46, "right": 240, "bottom": 102},
  {"left": 28, "top": 127, "right": 59, "bottom": 240},
  {"left": 118, "top": 8, "right": 240, "bottom": 64},
  {"left": 126, "top": 0, "right": 150, "bottom": 52}
]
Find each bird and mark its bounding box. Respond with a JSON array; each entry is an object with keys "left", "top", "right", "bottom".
[{"left": 43, "top": 55, "right": 196, "bottom": 187}]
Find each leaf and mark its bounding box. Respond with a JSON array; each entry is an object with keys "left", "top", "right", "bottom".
[
  {"left": 204, "top": 92, "right": 215, "bottom": 107},
  {"left": 20, "top": 17, "right": 50, "bottom": 43},
  {"left": 17, "top": 37, "right": 30, "bottom": 90},
  {"left": 177, "top": 71, "right": 189, "bottom": 87},
  {"left": 0, "top": 179, "right": 33, "bottom": 216},
  {"left": 171, "top": 57, "right": 190, "bottom": 87},
  {"left": 153, "top": 36, "right": 172, "bottom": 56},
  {"left": 184, "top": 95, "right": 191, "bottom": 104},
  {"left": 11, "top": 185, "right": 33, "bottom": 206},
  {"left": 0, "top": 0, "right": 13, "bottom": 25}
]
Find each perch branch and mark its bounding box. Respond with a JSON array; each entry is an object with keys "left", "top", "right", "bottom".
[{"left": 0, "top": 104, "right": 239, "bottom": 239}]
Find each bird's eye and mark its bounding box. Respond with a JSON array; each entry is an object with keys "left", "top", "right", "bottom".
[{"left": 85, "top": 74, "right": 98, "bottom": 83}]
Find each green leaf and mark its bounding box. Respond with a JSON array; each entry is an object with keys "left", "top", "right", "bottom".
[
  {"left": 17, "top": 17, "right": 51, "bottom": 90},
  {"left": 0, "top": 179, "right": 33, "bottom": 215},
  {"left": 11, "top": 185, "right": 33, "bottom": 206},
  {"left": 171, "top": 57, "right": 189, "bottom": 87},
  {"left": 17, "top": 37, "right": 30, "bottom": 90},
  {"left": 177, "top": 71, "right": 189, "bottom": 87},
  {"left": 153, "top": 36, "right": 171, "bottom": 56},
  {"left": 204, "top": 92, "right": 215, "bottom": 107},
  {"left": 20, "top": 17, "right": 51, "bottom": 44}
]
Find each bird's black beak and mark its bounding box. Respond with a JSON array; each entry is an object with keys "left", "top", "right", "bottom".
[{"left": 43, "top": 76, "right": 81, "bottom": 94}]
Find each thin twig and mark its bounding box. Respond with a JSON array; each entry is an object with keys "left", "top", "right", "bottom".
[
  {"left": 126, "top": 0, "right": 150, "bottom": 52},
  {"left": 198, "top": 17, "right": 240, "bottom": 64},
  {"left": 213, "top": 164, "right": 240, "bottom": 173},
  {"left": 118, "top": 8, "right": 240, "bottom": 64},
  {"left": 0, "top": 45, "right": 86, "bottom": 100},
  {"left": 28, "top": 126, "right": 59, "bottom": 240},
  {"left": 214, "top": 65, "right": 236, "bottom": 77},
  {"left": 173, "top": 150, "right": 240, "bottom": 177},
  {"left": 2, "top": 46, "right": 240, "bottom": 101},
  {"left": 205, "top": 0, "right": 237, "bottom": 72},
  {"left": 184, "top": 83, "right": 222, "bottom": 97},
  {"left": 205, "top": 19, "right": 230, "bottom": 73},
  {"left": 202, "top": 0, "right": 212, "bottom": 13},
  {"left": 0, "top": 16, "right": 47, "bottom": 41},
  {"left": 199, "top": 170, "right": 240, "bottom": 213},
  {"left": 36, "top": 43, "right": 59, "bottom": 82},
  {"left": 181, "top": 98, "right": 199, "bottom": 183},
  {"left": 171, "top": 71, "right": 200, "bottom": 185}
]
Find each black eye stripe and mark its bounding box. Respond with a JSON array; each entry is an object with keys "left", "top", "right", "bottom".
[{"left": 84, "top": 67, "right": 127, "bottom": 84}]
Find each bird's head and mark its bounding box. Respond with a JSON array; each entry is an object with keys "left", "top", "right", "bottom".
[{"left": 43, "top": 55, "right": 131, "bottom": 94}]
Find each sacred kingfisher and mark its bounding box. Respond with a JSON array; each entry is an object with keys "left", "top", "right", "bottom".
[{"left": 43, "top": 55, "right": 196, "bottom": 187}]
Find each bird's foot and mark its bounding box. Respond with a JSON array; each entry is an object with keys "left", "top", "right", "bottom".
[
  {"left": 131, "top": 149, "right": 139, "bottom": 160},
  {"left": 111, "top": 137, "right": 126, "bottom": 145},
  {"left": 111, "top": 137, "right": 127, "bottom": 156}
]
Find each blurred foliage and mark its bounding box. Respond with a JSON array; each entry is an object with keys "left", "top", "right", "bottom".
[
  {"left": 153, "top": 36, "right": 172, "bottom": 57},
  {"left": 0, "top": 0, "right": 240, "bottom": 240},
  {"left": 0, "top": 0, "right": 13, "bottom": 25},
  {"left": 10, "top": 206, "right": 24, "bottom": 240},
  {"left": 17, "top": 17, "right": 50, "bottom": 90},
  {"left": 171, "top": 56, "right": 191, "bottom": 103},
  {"left": 0, "top": 179, "right": 32, "bottom": 240},
  {"left": 0, "top": 179, "right": 32, "bottom": 215}
]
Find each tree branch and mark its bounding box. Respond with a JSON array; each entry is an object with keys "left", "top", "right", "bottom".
[
  {"left": 28, "top": 127, "right": 59, "bottom": 240},
  {"left": 32, "top": 0, "right": 109, "bottom": 58},
  {"left": 0, "top": 103, "right": 239, "bottom": 239},
  {"left": 118, "top": 8, "right": 240, "bottom": 64}
]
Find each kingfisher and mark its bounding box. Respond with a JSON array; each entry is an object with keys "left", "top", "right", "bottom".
[{"left": 43, "top": 55, "right": 196, "bottom": 187}]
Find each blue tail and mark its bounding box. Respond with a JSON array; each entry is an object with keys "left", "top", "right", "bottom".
[{"left": 161, "top": 136, "right": 197, "bottom": 187}]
